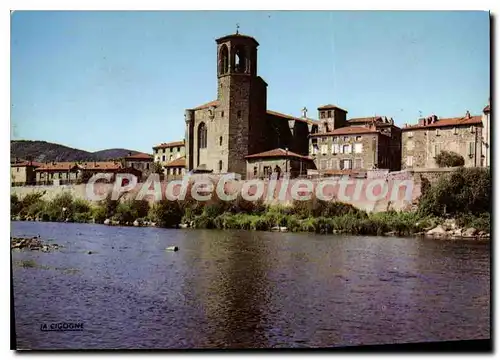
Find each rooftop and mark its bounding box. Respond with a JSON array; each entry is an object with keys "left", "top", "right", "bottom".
[
  {"left": 215, "top": 33, "right": 259, "bottom": 46},
  {"left": 165, "top": 156, "right": 186, "bottom": 168},
  {"left": 245, "top": 148, "right": 313, "bottom": 161},
  {"left": 310, "top": 126, "right": 379, "bottom": 137},
  {"left": 153, "top": 140, "right": 185, "bottom": 149},
  {"left": 317, "top": 104, "right": 348, "bottom": 112},
  {"left": 402, "top": 114, "right": 482, "bottom": 131},
  {"left": 124, "top": 152, "right": 153, "bottom": 160},
  {"left": 189, "top": 100, "right": 319, "bottom": 125}
]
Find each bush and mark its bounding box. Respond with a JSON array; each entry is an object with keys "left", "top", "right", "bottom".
[
  {"left": 418, "top": 168, "right": 490, "bottom": 216},
  {"left": 149, "top": 200, "right": 183, "bottom": 228},
  {"left": 113, "top": 201, "right": 138, "bottom": 224},
  {"left": 291, "top": 195, "right": 365, "bottom": 219},
  {"left": 91, "top": 206, "right": 107, "bottom": 223},
  {"left": 19, "top": 192, "right": 46, "bottom": 216},
  {"left": 72, "top": 198, "right": 91, "bottom": 215},
  {"left": 191, "top": 214, "right": 215, "bottom": 229},
  {"left": 455, "top": 213, "right": 490, "bottom": 233},
  {"left": 73, "top": 212, "right": 92, "bottom": 223},
  {"left": 11, "top": 194, "right": 21, "bottom": 216},
  {"left": 435, "top": 151, "right": 465, "bottom": 168}
]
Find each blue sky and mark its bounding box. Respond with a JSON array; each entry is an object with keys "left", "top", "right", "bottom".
[{"left": 11, "top": 11, "right": 490, "bottom": 153}]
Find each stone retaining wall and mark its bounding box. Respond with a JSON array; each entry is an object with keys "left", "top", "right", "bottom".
[{"left": 11, "top": 167, "right": 471, "bottom": 213}]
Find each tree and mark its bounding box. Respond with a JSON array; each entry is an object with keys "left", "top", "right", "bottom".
[
  {"left": 435, "top": 151, "right": 465, "bottom": 168},
  {"left": 153, "top": 162, "right": 164, "bottom": 175}
]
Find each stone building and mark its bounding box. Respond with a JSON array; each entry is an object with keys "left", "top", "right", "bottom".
[
  {"left": 184, "top": 31, "right": 314, "bottom": 178},
  {"left": 309, "top": 105, "right": 402, "bottom": 174},
  {"left": 164, "top": 156, "right": 186, "bottom": 180},
  {"left": 153, "top": 140, "right": 185, "bottom": 165},
  {"left": 401, "top": 111, "right": 484, "bottom": 169},
  {"left": 123, "top": 152, "right": 154, "bottom": 180},
  {"left": 482, "top": 100, "right": 490, "bottom": 167},
  {"left": 245, "top": 148, "right": 315, "bottom": 179},
  {"left": 34, "top": 161, "right": 129, "bottom": 185},
  {"left": 11, "top": 159, "right": 40, "bottom": 186}
]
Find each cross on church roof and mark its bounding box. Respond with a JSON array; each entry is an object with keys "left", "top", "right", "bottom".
[
  {"left": 301, "top": 107, "right": 308, "bottom": 118},
  {"left": 236, "top": 23, "right": 240, "bottom": 34}
]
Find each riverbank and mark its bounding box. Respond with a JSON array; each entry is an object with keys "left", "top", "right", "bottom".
[{"left": 10, "top": 167, "right": 491, "bottom": 240}]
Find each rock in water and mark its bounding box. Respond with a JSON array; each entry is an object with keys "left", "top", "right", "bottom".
[
  {"left": 463, "top": 227, "right": 478, "bottom": 237},
  {"left": 104, "top": 219, "right": 111, "bottom": 225},
  {"left": 426, "top": 225, "right": 447, "bottom": 236},
  {"left": 166, "top": 246, "right": 179, "bottom": 252},
  {"left": 133, "top": 220, "right": 140, "bottom": 227}
]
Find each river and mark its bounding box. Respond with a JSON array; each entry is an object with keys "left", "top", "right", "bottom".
[{"left": 11, "top": 221, "right": 490, "bottom": 349}]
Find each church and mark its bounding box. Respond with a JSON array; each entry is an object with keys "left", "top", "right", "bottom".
[{"left": 184, "top": 30, "right": 317, "bottom": 179}]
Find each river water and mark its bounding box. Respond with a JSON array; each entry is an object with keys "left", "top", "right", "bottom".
[{"left": 11, "top": 221, "right": 490, "bottom": 349}]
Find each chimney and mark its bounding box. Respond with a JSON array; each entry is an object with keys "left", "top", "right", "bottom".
[
  {"left": 418, "top": 118, "right": 425, "bottom": 126},
  {"left": 465, "top": 110, "right": 471, "bottom": 119},
  {"left": 128, "top": 152, "right": 132, "bottom": 156}
]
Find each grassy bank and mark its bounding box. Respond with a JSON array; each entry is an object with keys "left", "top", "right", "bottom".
[{"left": 10, "top": 167, "right": 490, "bottom": 236}]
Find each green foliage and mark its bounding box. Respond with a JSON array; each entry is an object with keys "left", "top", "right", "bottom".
[
  {"left": 435, "top": 151, "right": 465, "bottom": 168},
  {"left": 153, "top": 162, "right": 164, "bottom": 175},
  {"left": 418, "top": 168, "right": 491, "bottom": 216},
  {"left": 91, "top": 206, "right": 107, "bottom": 224},
  {"left": 291, "top": 195, "right": 365, "bottom": 219},
  {"left": 11, "top": 194, "right": 20, "bottom": 215},
  {"left": 149, "top": 200, "right": 182, "bottom": 228},
  {"left": 455, "top": 213, "right": 490, "bottom": 233}
]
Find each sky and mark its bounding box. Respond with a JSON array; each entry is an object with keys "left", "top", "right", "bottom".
[{"left": 11, "top": 11, "right": 490, "bottom": 153}]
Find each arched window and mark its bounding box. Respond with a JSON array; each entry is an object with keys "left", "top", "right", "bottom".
[
  {"left": 218, "top": 160, "right": 223, "bottom": 172},
  {"left": 198, "top": 122, "right": 207, "bottom": 149},
  {"left": 219, "top": 45, "right": 229, "bottom": 75},
  {"left": 234, "top": 46, "right": 246, "bottom": 73}
]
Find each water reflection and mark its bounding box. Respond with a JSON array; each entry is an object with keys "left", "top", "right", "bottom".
[{"left": 11, "top": 222, "right": 490, "bottom": 349}]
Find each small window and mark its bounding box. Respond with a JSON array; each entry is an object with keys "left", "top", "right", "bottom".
[
  {"left": 163, "top": 148, "right": 166, "bottom": 153},
  {"left": 356, "top": 136, "right": 362, "bottom": 141},
  {"left": 253, "top": 166, "right": 258, "bottom": 176},
  {"left": 177, "top": 147, "right": 180, "bottom": 152},
  {"left": 343, "top": 136, "right": 348, "bottom": 141},
  {"left": 321, "top": 144, "right": 328, "bottom": 155},
  {"left": 169, "top": 155, "right": 173, "bottom": 161},
  {"left": 468, "top": 142, "right": 475, "bottom": 156},
  {"left": 470, "top": 126, "right": 475, "bottom": 133},
  {"left": 327, "top": 110, "right": 332, "bottom": 118},
  {"left": 332, "top": 144, "right": 339, "bottom": 154},
  {"left": 221, "top": 111, "right": 224, "bottom": 117},
  {"left": 237, "top": 110, "right": 242, "bottom": 118},
  {"left": 219, "top": 160, "right": 223, "bottom": 172},
  {"left": 162, "top": 155, "right": 166, "bottom": 162},
  {"left": 407, "top": 156, "right": 413, "bottom": 167},
  {"left": 219, "top": 136, "right": 223, "bottom": 146},
  {"left": 343, "top": 144, "right": 351, "bottom": 154},
  {"left": 433, "top": 144, "right": 441, "bottom": 157},
  {"left": 340, "top": 159, "right": 352, "bottom": 170},
  {"left": 16, "top": 167, "right": 19, "bottom": 172},
  {"left": 146, "top": 163, "right": 150, "bottom": 170}
]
